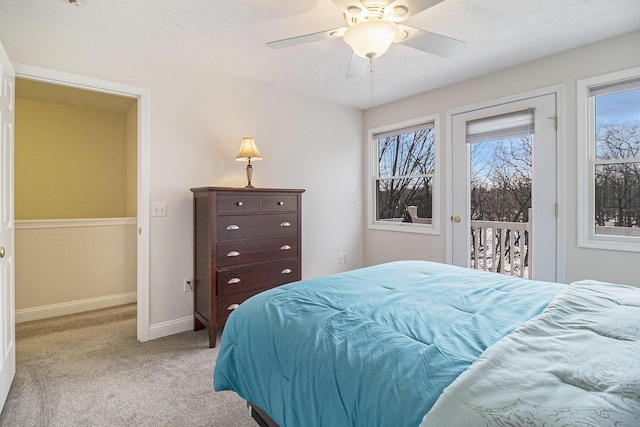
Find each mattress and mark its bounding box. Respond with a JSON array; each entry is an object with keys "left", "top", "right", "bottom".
[{"left": 213, "top": 260, "right": 564, "bottom": 426}]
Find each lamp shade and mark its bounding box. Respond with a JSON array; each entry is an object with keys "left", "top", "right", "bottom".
[
  {"left": 343, "top": 20, "right": 399, "bottom": 59},
  {"left": 235, "top": 137, "right": 263, "bottom": 161}
]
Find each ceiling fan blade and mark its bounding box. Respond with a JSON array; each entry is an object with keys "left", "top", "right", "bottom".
[
  {"left": 397, "top": 25, "right": 466, "bottom": 58},
  {"left": 346, "top": 53, "right": 370, "bottom": 78},
  {"left": 267, "top": 28, "right": 346, "bottom": 49}
]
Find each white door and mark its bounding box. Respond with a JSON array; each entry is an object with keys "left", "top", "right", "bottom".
[
  {"left": 0, "top": 40, "right": 15, "bottom": 410},
  {"left": 451, "top": 94, "right": 557, "bottom": 281}
]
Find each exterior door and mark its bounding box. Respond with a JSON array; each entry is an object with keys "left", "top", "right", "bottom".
[
  {"left": 451, "top": 94, "right": 557, "bottom": 281},
  {"left": 0, "top": 40, "right": 15, "bottom": 410}
]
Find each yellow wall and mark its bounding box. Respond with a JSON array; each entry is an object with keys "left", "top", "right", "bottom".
[
  {"left": 15, "top": 98, "right": 133, "bottom": 219},
  {"left": 126, "top": 105, "right": 137, "bottom": 217},
  {"left": 15, "top": 222, "right": 138, "bottom": 318},
  {"left": 14, "top": 91, "right": 138, "bottom": 320}
]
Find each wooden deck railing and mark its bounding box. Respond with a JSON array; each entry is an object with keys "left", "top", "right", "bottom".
[{"left": 470, "top": 209, "right": 532, "bottom": 279}]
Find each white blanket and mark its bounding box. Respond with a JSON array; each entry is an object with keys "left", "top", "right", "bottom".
[{"left": 420, "top": 280, "right": 640, "bottom": 427}]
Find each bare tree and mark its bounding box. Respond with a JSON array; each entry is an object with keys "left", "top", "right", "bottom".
[
  {"left": 470, "top": 136, "right": 531, "bottom": 222},
  {"left": 594, "top": 122, "right": 640, "bottom": 227},
  {"left": 377, "top": 129, "right": 435, "bottom": 220}
]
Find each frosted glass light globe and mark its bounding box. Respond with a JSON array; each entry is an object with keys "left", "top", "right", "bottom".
[{"left": 344, "top": 20, "right": 399, "bottom": 59}]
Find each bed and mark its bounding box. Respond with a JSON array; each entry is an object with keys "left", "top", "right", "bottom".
[{"left": 213, "top": 260, "right": 640, "bottom": 426}]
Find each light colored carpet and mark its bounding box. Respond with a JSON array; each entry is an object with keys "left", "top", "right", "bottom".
[{"left": 0, "top": 304, "right": 255, "bottom": 427}]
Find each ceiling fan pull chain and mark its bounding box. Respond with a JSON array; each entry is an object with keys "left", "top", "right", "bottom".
[
  {"left": 370, "top": 57, "right": 374, "bottom": 107},
  {"left": 370, "top": 57, "right": 376, "bottom": 119}
]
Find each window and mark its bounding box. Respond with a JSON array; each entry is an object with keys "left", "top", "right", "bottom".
[
  {"left": 578, "top": 67, "right": 640, "bottom": 252},
  {"left": 368, "top": 115, "right": 439, "bottom": 234}
]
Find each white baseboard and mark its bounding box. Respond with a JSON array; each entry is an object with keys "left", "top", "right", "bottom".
[
  {"left": 16, "top": 293, "right": 194, "bottom": 342},
  {"left": 16, "top": 292, "right": 137, "bottom": 323},
  {"left": 149, "top": 316, "right": 193, "bottom": 340}
]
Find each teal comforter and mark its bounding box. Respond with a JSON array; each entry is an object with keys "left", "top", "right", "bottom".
[{"left": 213, "top": 261, "right": 564, "bottom": 427}]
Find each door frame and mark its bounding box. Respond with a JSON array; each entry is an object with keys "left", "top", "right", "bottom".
[
  {"left": 13, "top": 63, "right": 151, "bottom": 341},
  {"left": 445, "top": 85, "right": 567, "bottom": 283}
]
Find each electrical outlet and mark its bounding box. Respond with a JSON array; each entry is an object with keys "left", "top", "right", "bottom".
[
  {"left": 151, "top": 202, "right": 167, "bottom": 217},
  {"left": 343, "top": 253, "right": 349, "bottom": 263},
  {"left": 183, "top": 279, "right": 193, "bottom": 292}
]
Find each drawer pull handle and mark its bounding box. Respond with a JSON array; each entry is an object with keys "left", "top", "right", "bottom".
[
  {"left": 227, "top": 304, "right": 240, "bottom": 311},
  {"left": 281, "top": 268, "right": 292, "bottom": 274},
  {"left": 226, "top": 225, "right": 240, "bottom": 230},
  {"left": 280, "top": 222, "right": 291, "bottom": 227},
  {"left": 227, "top": 278, "right": 241, "bottom": 285},
  {"left": 280, "top": 245, "right": 291, "bottom": 251},
  {"left": 227, "top": 251, "right": 240, "bottom": 257},
  {"left": 236, "top": 201, "right": 243, "bottom": 206},
  {"left": 277, "top": 201, "right": 284, "bottom": 206}
]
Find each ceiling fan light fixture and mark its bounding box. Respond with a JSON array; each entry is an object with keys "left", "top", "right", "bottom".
[
  {"left": 343, "top": 20, "right": 399, "bottom": 59},
  {"left": 391, "top": 5, "right": 409, "bottom": 19}
]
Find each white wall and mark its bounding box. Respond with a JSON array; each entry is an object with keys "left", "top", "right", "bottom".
[
  {"left": 363, "top": 30, "right": 640, "bottom": 287},
  {"left": 0, "top": 16, "right": 365, "bottom": 331}
]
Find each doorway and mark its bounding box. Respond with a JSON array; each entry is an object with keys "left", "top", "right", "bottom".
[
  {"left": 13, "top": 64, "right": 150, "bottom": 342},
  {"left": 449, "top": 93, "right": 558, "bottom": 282},
  {"left": 15, "top": 78, "right": 137, "bottom": 323}
]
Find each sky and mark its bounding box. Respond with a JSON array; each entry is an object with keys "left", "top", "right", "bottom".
[{"left": 595, "top": 88, "right": 640, "bottom": 126}]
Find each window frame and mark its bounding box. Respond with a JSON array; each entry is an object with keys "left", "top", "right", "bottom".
[
  {"left": 367, "top": 114, "right": 440, "bottom": 235},
  {"left": 577, "top": 66, "right": 640, "bottom": 252}
]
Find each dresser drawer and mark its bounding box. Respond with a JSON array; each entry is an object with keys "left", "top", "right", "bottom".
[
  {"left": 261, "top": 194, "right": 299, "bottom": 213},
  {"left": 216, "top": 287, "right": 270, "bottom": 327},
  {"left": 217, "top": 259, "right": 300, "bottom": 296},
  {"left": 217, "top": 213, "right": 298, "bottom": 241},
  {"left": 216, "top": 193, "right": 261, "bottom": 214},
  {"left": 217, "top": 237, "right": 298, "bottom": 268}
]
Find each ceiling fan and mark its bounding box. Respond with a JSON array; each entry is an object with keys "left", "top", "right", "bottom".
[{"left": 267, "top": 0, "right": 466, "bottom": 78}]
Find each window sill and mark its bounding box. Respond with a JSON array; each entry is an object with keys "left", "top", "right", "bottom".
[
  {"left": 578, "top": 234, "right": 640, "bottom": 253},
  {"left": 369, "top": 221, "right": 440, "bottom": 235}
]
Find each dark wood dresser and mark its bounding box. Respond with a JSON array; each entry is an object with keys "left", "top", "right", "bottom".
[{"left": 190, "top": 187, "right": 304, "bottom": 347}]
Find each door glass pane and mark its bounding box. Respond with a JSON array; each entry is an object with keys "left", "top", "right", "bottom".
[{"left": 469, "top": 136, "right": 532, "bottom": 277}]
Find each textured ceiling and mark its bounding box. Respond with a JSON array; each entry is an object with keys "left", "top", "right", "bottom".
[{"left": 2, "top": 0, "right": 640, "bottom": 110}]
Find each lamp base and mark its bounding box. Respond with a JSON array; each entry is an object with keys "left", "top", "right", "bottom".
[{"left": 245, "top": 163, "right": 254, "bottom": 188}]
